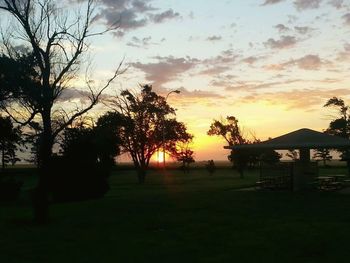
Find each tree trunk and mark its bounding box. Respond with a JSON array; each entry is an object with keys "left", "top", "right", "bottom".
[
  {"left": 33, "top": 109, "right": 53, "bottom": 224},
  {"left": 238, "top": 167, "right": 244, "bottom": 178},
  {"left": 1, "top": 145, "right": 5, "bottom": 172},
  {"left": 137, "top": 168, "right": 146, "bottom": 184}
]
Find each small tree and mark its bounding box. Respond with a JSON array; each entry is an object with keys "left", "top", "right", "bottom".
[
  {"left": 170, "top": 139, "right": 195, "bottom": 173},
  {"left": 260, "top": 149, "right": 282, "bottom": 164},
  {"left": 107, "top": 85, "right": 192, "bottom": 183},
  {"left": 0, "top": 116, "right": 21, "bottom": 171},
  {"left": 324, "top": 97, "right": 350, "bottom": 173},
  {"left": 286, "top": 149, "right": 298, "bottom": 161},
  {"left": 205, "top": 160, "right": 216, "bottom": 176},
  {"left": 208, "top": 116, "right": 249, "bottom": 177},
  {"left": 324, "top": 97, "right": 349, "bottom": 137},
  {"left": 207, "top": 116, "right": 246, "bottom": 146},
  {"left": 53, "top": 115, "right": 122, "bottom": 201},
  {"left": 313, "top": 148, "right": 332, "bottom": 166}
]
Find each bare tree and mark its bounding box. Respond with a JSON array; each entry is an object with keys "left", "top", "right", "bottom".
[{"left": 0, "top": 0, "right": 122, "bottom": 223}]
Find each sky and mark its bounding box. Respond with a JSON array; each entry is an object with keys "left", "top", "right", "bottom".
[
  {"left": 4, "top": 0, "right": 350, "bottom": 161},
  {"left": 75, "top": 0, "right": 350, "bottom": 161}
]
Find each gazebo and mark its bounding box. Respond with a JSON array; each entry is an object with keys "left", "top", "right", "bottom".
[{"left": 224, "top": 128, "right": 350, "bottom": 190}]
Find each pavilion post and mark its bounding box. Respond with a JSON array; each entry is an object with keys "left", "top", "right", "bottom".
[
  {"left": 293, "top": 148, "right": 315, "bottom": 191},
  {"left": 299, "top": 148, "right": 310, "bottom": 163}
]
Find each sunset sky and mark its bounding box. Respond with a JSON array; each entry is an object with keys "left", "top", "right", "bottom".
[{"left": 39, "top": 0, "right": 350, "bottom": 160}]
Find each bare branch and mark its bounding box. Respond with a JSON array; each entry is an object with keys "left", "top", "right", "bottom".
[{"left": 52, "top": 60, "right": 125, "bottom": 138}]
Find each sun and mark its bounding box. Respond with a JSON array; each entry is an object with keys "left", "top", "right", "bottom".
[{"left": 156, "top": 151, "right": 165, "bottom": 163}]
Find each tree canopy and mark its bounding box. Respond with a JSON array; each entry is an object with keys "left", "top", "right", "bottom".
[
  {"left": 107, "top": 85, "right": 192, "bottom": 183},
  {"left": 208, "top": 116, "right": 281, "bottom": 177},
  {"left": 0, "top": 0, "right": 122, "bottom": 223},
  {"left": 0, "top": 116, "right": 21, "bottom": 171}
]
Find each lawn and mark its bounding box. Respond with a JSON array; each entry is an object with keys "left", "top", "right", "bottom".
[{"left": 1, "top": 165, "right": 350, "bottom": 263}]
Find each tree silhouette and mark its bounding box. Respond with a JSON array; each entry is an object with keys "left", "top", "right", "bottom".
[
  {"left": 52, "top": 118, "right": 121, "bottom": 202},
  {"left": 0, "top": 116, "right": 21, "bottom": 171},
  {"left": 108, "top": 85, "right": 192, "bottom": 183},
  {"left": 313, "top": 148, "right": 332, "bottom": 166},
  {"left": 260, "top": 149, "right": 282, "bottom": 164},
  {"left": 324, "top": 97, "right": 350, "bottom": 172},
  {"left": 169, "top": 139, "right": 195, "bottom": 173},
  {"left": 205, "top": 160, "right": 216, "bottom": 176},
  {"left": 207, "top": 116, "right": 246, "bottom": 146},
  {"left": 286, "top": 149, "right": 298, "bottom": 161},
  {"left": 208, "top": 116, "right": 249, "bottom": 177},
  {"left": 0, "top": 0, "right": 122, "bottom": 223},
  {"left": 324, "top": 97, "right": 350, "bottom": 137}
]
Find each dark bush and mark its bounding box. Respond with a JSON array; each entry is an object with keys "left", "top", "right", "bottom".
[
  {"left": 50, "top": 156, "right": 109, "bottom": 202},
  {"left": 0, "top": 176, "right": 23, "bottom": 201}
]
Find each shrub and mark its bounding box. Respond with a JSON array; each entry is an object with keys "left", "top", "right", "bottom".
[
  {"left": 0, "top": 176, "right": 23, "bottom": 201},
  {"left": 50, "top": 156, "right": 109, "bottom": 202}
]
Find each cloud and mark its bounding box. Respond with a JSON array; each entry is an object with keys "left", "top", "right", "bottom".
[
  {"left": 240, "top": 88, "right": 350, "bottom": 110},
  {"left": 294, "top": 26, "right": 314, "bottom": 34},
  {"left": 261, "top": 0, "right": 285, "bottom": 5},
  {"left": 264, "top": 35, "right": 298, "bottom": 49},
  {"left": 203, "top": 49, "right": 239, "bottom": 65},
  {"left": 126, "top": 36, "right": 154, "bottom": 48},
  {"left": 265, "top": 55, "right": 327, "bottom": 71},
  {"left": 210, "top": 74, "right": 237, "bottom": 88},
  {"left": 206, "top": 35, "right": 222, "bottom": 41},
  {"left": 197, "top": 49, "right": 239, "bottom": 77},
  {"left": 290, "top": 54, "right": 324, "bottom": 70},
  {"left": 328, "top": 0, "right": 344, "bottom": 9},
  {"left": 342, "top": 13, "right": 350, "bottom": 26},
  {"left": 275, "top": 24, "right": 290, "bottom": 33},
  {"left": 264, "top": 64, "right": 287, "bottom": 71},
  {"left": 93, "top": 0, "right": 181, "bottom": 36},
  {"left": 225, "top": 79, "right": 302, "bottom": 91},
  {"left": 131, "top": 56, "right": 198, "bottom": 87},
  {"left": 56, "top": 89, "right": 93, "bottom": 103},
  {"left": 336, "top": 43, "right": 350, "bottom": 61},
  {"left": 293, "top": 0, "right": 323, "bottom": 11},
  {"left": 150, "top": 9, "right": 181, "bottom": 23},
  {"left": 241, "top": 56, "right": 265, "bottom": 65},
  {"left": 176, "top": 87, "right": 223, "bottom": 99},
  {"left": 199, "top": 66, "right": 231, "bottom": 76},
  {"left": 262, "top": 0, "right": 343, "bottom": 10}
]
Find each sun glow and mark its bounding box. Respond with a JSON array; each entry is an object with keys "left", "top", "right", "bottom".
[{"left": 152, "top": 151, "right": 165, "bottom": 164}]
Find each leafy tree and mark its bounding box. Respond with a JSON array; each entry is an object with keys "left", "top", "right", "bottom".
[
  {"left": 286, "top": 149, "right": 299, "bottom": 161},
  {"left": 324, "top": 97, "right": 350, "bottom": 172},
  {"left": 0, "top": 0, "right": 122, "bottom": 223},
  {"left": 0, "top": 116, "right": 21, "bottom": 171},
  {"left": 52, "top": 114, "right": 122, "bottom": 201},
  {"left": 324, "top": 97, "right": 350, "bottom": 137},
  {"left": 260, "top": 149, "right": 282, "bottom": 164},
  {"left": 205, "top": 160, "right": 216, "bottom": 175},
  {"left": 313, "top": 148, "right": 332, "bottom": 166},
  {"left": 208, "top": 116, "right": 249, "bottom": 177},
  {"left": 207, "top": 116, "right": 246, "bottom": 146},
  {"left": 170, "top": 139, "right": 195, "bottom": 173},
  {"left": 93, "top": 112, "right": 123, "bottom": 169},
  {"left": 108, "top": 85, "right": 192, "bottom": 183}
]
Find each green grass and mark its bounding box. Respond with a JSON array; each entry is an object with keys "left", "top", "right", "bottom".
[{"left": 1, "top": 166, "right": 350, "bottom": 263}]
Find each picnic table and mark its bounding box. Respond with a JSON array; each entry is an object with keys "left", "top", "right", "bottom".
[
  {"left": 256, "top": 175, "right": 291, "bottom": 190},
  {"left": 316, "top": 175, "right": 346, "bottom": 191}
]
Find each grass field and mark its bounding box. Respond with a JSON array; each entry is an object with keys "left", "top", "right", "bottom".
[{"left": 1, "top": 165, "right": 350, "bottom": 263}]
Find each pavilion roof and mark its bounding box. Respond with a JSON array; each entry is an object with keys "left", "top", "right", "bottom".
[{"left": 224, "top": 128, "right": 350, "bottom": 150}]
